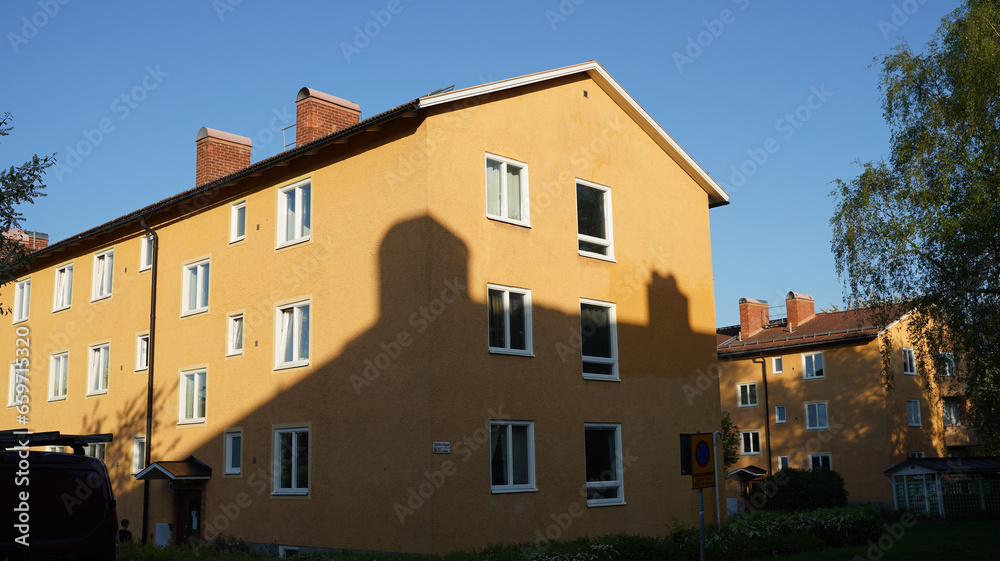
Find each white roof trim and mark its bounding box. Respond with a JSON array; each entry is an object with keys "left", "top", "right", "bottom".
[{"left": 418, "top": 61, "right": 729, "bottom": 207}]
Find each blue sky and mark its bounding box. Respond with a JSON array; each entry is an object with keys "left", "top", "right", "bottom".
[{"left": 2, "top": 0, "right": 961, "bottom": 326}]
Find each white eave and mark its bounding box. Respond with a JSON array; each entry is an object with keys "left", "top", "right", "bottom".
[{"left": 418, "top": 61, "right": 730, "bottom": 207}]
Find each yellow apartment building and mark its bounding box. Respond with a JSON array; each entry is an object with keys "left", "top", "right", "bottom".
[
  {"left": 717, "top": 292, "right": 979, "bottom": 511},
  {"left": 2, "top": 62, "right": 729, "bottom": 555}
]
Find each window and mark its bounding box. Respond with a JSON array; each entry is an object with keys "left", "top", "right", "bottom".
[
  {"left": 182, "top": 259, "right": 210, "bottom": 315},
  {"left": 775, "top": 405, "right": 786, "bottom": 424},
  {"left": 584, "top": 423, "right": 623, "bottom": 505},
  {"left": 87, "top": 344, "right": 110, "bottom": 395},
  {"left": 804, "top": 352, "right": 824, "bottom": 379},
  {"left": 902, "top": 348, "right": 917, "bottom": 375},
  {"left": 939, "top": 352, "right": 956, "bottom": 376},
  {"left": 489, "top": 421, "right": 535, "bottom": 492},
  {"left": 228, "top": 314, "right": 244, "bottom": 356},
  {"left": 487, "top": 285, "right": 531, "bottom": 355},
  {"left": 12, "top": 279, "right": 30, "bottom": 323},
  {"left": 274, "top": 427, "right": 309, "bottom": 494},
  {"left": 132, "top": 437, "right": 146, "bottom": 474},
  {"left": 909, "top": 451, "right": 925, "bottom": 459},
  {"left": 741, "top": 431, "right": 760, "bottom": 455},
  {"left": 806, "top": 402, "right": 828, "bottom": 430},
  {"left": 580, "top": 299, "right": 617, "bottom": 379},
  {"left": 136, "top": 334, "right": 149, "bottom": 371},
  {"left": 276, "top": 301, "right": 310, "bottom": 368},
  {"left": 224, "top": 430, "right": 242, "bottom": 475},
  {"left": 778, "top": 455, "right": 789, "bottom": 470},
  {"left": 8, "top": 362, "right": 24, "bottom": 408},
  {"left": 576, "top": 180, "right": 613, "bottom": 259},
  {"left": 278, "top": 546, "right": 299, "bottom": 559},
  {"left": 49, "top": 352, "right": 68, "bottom": 400},
  {"left": 485, "top": 154, "right": 529, "bottom": 226},
  {"left": 906, "top": 399, "right": 922, "bottom": 426},
  {"left": 738, "top": 383, "right": 758, "bottom": 407},
  {"left": 92, "top": 250, "right": 114, "bottom": 300},
  {"left": 277, "top": 180, "right": 310, "bottom": 247},
  {"left": 809, "top": 453, "right": 832, "bottom": 470},
  {"left": 231, "top": 201, "right": 246, "bottom": 242},
  {"left": 943, "top": 401, "right": 962, "bottom": 427},
  {"left": 140, "top": 235, "right": 153, "bottom": 271},
  {"left": 85, "top": 442, "right": 106, "bottom": 462},
  {"left": 772, "top": 356, "right": 783, "bottom": 373},
  {"left": 179, "top": 369, "right": 207, "bottom": 423},
  {"left": 53, "top": 264, "right": 73, "bottom": 311}
]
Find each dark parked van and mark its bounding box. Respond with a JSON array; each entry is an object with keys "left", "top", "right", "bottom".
[{"left": 0, "top": 431, "right": 118, "bottom": 560}]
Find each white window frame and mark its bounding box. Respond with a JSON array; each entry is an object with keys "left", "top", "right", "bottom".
[
  {"left": 279, "top": 546, "right": 300, "bottom": 559},
  {"left": 489, "top": 420, "right": 536, "bottom": 493},
  {"left": 775, "top": 405, "right": 786, "bottom": 423},
  {"left": 740, "top": 430, "right": 761, "bottom": 455},
  {"left": 8, "top": 362, "right": 24, "bottom": 408},
  {"left": 12, "top": 278, "right": 30, "bottom": 323},
  {"left": 49, "top": 352, "right": 68, "bottom": 401},
  {"left": 139, "top": 235, "right": 153, "bottom": 272},
  {"left": 273, "top": 427, "right": 310, "bottom": 495},
  {"left": 231, "top": 200, "right": 247, "bottom": 243},
  {"left": 803, "top": 351, "right": 825, "bottom": 379},
  {"left": 85, "top": 442, "right": 106, "bottom": 462},
  {"left": 909, "top": 451, "right": 925, "bottom": 459},
  {"left": 92, "top": 249, "right": 114, "bottom": 301},
  {"left": 484, "top": 153, "right": 530, "bottom": 227},
  {"left": 179, "top": 368, "right": 207, "bottom": 424},
  {"left": 276, "top": 180, "right": 311, "bottom": 248},
  {"left": 939, "top": 352, "right": 956, "bottom": 377},
  {"left": 575, "top": 179, "right": 614, "bottom": 260},
  {"left": 224, "top": 429, "right": 242, "bottom": 475},
  {"left": 87, "top": 343, "right": 110, "bottom": 396},
  {"left": 132, "top": 437, "right": 146, "bottom": 474},
  {"left": 580, "top": 298, "right": 618, "bottom": 381},
  {"left": 583, "top": 423, "right": 624, "bottom": 506},
  {"left": 902, "top": 348, "right": 917, "bottom": 375},
  {"left": 182, "top": 259, "right": 210, "bottom": 316},
  {"left": 906, "top": 399, "right": 922, "bottom": 427},
  {"left": 275, "top": 300, "right": 310, "bottom": 369},
  {"left": 486, "top": 284, "right": 532, "bottom": 356},
  {"left": 53, "top": 264, "right": 73, "bottom": 311},
  {"left": 772, "top": 356, "right": 783, "bottom": 373},
  {"left": 738, "top": 382, "right": 758, "bottom": 407},
  {"left": 806, "top": 401, "right": 829, "bottom": 430},
  {"left": 943, "top": 401, "right": 962, "bottom": 427},
  {"left": 778, "top": 455, "right": 789, "bottom": 470},
  {"left": 809, "top": 453, "right": 832, "bottom": 471},
  {"left": 136, "top": 334, "right": 149, "bottom": 371},
  {"left": 228, "top": 313, "right": 244, "bottom": 356}
]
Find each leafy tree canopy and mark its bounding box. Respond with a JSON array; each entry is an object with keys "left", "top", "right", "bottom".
[
  {"left": 0, "top": 112, "right": 53, "bottom": 309},
  {"left": 721, "top": 411, "right": 741, "bottom": 470},
  {"left": 831, "top": 1, "right": 1000, "bottom": 452}
]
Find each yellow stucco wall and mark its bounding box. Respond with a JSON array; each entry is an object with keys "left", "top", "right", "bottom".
[{"left": 1, "top": 73, "right": 723, "bottom": 554}]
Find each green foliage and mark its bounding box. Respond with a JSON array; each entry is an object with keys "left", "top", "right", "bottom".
[
  {"left": 755, "top": 468, "right": 848, "bottom": 512},
  {"left": 720, "top": 411, "right": 741, "bottom": 470},
  {"left": 830, "top": 0, "right": 1000, "bottom": 453},
  {"left": 0, "top": 112, "right": 53, "bottom": 309}
]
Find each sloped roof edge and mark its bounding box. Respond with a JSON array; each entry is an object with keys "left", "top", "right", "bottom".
[{"left": 419, "top": 61, "right": 729, "bottom": 207}]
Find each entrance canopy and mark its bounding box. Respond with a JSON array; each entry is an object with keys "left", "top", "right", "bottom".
[
  {"left": 884, "top": 457, "right": 1000, "bottom": 518},
  {"left": 135, "top": 455, "right": 211, "bottom": 481},
  {"left": 729, "top": 465, "right": 767, "bottom": 481}
]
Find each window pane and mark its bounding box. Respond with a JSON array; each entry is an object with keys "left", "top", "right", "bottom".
[
  {"left": 199, "top": 263, "right": 210, "bottom": 308},
  {"left": 284, "top": 190, "right": 296, "bottom": 241},
  {"left": 300, "top": 185, "right": 311, "bottom": 238},
  {"left": 490, "top": 425, "right": 507, "bottom": 486},
  {"left": 577, "top": 184, "right": 606, "bottom": 240},
  {"left": 584, "top": 428, "right": 615, "bottom": 483},
  {"left": 487, "top": 289, "right": 505, "bottom": 348},
  {"left": 814, "top": 354, "right": 824, "bottom": 377},
  {"left": 295, "top": 431, "right": 309, "bottom": 489},
  {"left": 235, "top": 205, "right": 246, "bottom": 239},
  {"left": 818, "top": 404, "right": 827, "bottom": 427},
  {"left": 511, "top": 425, "right": 529, "bottom": 485},
  {"left": 230, "top": 434, "right": 241, "bottom": 470},
  {"left": 581, "top": 304, "right": 611, "bottom": 358},
  {"left": 197, "top": 373, "right": 206, "bottom": 417},
  {"left": 281, "top": 309, "right": 294, "bottom": 363},
  {"left": 486, "top": 159, "right": 502, "bottom": 216},
  {"left": 187, "top": 268, "right": 198, "bottom": 310},
  {"left": 100, "top": 348, "right": 109, "bottom": 389},
  {"left": 279, "top": 432, "right": 293, "bottom": 489},
  {"left": 506, "top": 165, "right": 521, "bottom": 221},
  {"left": 233, "top": 317, "right": 243, "bottom": 351},
  {"left": 508, "top": 292, "right": 526, "bottom": 350},
  {"left": 748, "top": 384, "right": 757, "bottom": 404},
  {"left": 297, "top": 305, "right": 309, "bottom": 360}
]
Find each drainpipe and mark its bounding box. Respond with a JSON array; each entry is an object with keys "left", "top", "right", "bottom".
[
  {"left": 752, "top": 354, "right": 773, "bottom": 475},
  {"left": 139, "top": 217, "right": 158, "bottom": 545}
]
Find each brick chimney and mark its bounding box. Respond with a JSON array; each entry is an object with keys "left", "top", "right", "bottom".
[
  {"left": 295, "top": 88, "right": 361, "bottom": 146},
  {"left": 738, "top": 298, "right": 769, "bottom": 339},
  {"left": 786, "top": 291, "right": 815, "bottom": 331},
  {"left": 4, "top": 229, "right": 48, "bottom": 251},
  {"left": 195, "top": 127, "right": 252, "bottom": 186}
]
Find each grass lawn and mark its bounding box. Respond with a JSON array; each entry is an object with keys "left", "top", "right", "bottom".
[{"left": 759, "top": 520, "right": 1000, "bottom": 560}]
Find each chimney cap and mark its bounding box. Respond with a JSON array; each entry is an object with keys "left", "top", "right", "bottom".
[
  {"left": 196, "top": 127, "right": 252, "bottom": 146},
  {"left": 786, "top": 291, "right": 814, "bottom": 301},
  {"left": 296, "top": 88, "right": 361, "bottom": 112},
  {"left": 739, "top": 297, "right": 768, "bottom": 305}
]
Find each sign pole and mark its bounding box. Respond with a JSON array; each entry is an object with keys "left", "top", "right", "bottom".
[
  {"left": 698, "top": 487, "right": 706, "bottom": 561},
  {"left": 713, "top": 430, "right": 722, "bottom": 527}
]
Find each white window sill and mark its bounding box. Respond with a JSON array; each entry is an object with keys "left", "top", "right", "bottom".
[
  {"left": 11, "top": 317, "right": 28, "bottom": 325},
  {"left": 229, "top": 236, "right": 246, "bottom": 245},
  {"left": 226, "top": 351, "right": 244, "bottom": 358},
  {"left": 803, "top": 376, "right": 825, "bottom": 380},
  {"left": 52, "top": 306, "right": 71, "bottom": 314},
  {"left": 582, "top": 374, "right": 620, "bottom": 382},
  {"left": 578, "top": 250, "right": 616, "bottom": 263},
  {"left": 139, "top": 265, "right": 151, "bottom": 273},
  {"left": 91, "top": 294, "right": 112, "bottom": 303},
  {"left": 276, "top": 237, "right": 310, "bottom": 250},
  {"left": 741, "top": 452, "right": 761, "bottom": 456},
  {"left": 806, "top": 427, "right": 829, "bottom": 431},
  {"left": 275, "top": 361, "right": 309, "bottom": 371},
  {"left": 178, "top": 418, "right": 205, "bottom": 425},
  {"left": 135, "top": 367, "right": 148, "bottom": 373},
  {"left": 738, "top": 404, "right": 758, "bottom": 408},
  {"left": 86, "top": 390, "right": 108, "bottom": 397},
  {"left": 272, "top": 490, "right": 309, "bottom": 497},
  {"left": 491, "top": 487, "right": 538, "bottom": 494},
  {"left": 488, "top": 348, "right": 534, "bottom": 357},
  {"left": 181, "top": 308, "right": 208, "bottom": 318},
  {"left": 223, "top": 471, "right": 242, "bottom": 477},
  {"left": 904, "top": 372, "right": 918, "bottom": 376},
  {"left": 586, "top": 499, "right": 626, "bottom": 507},
  {"left": 776, "top": 420, "right": 786, "bottom": 424},
  {"left": 907, "top": 424, "right": 922, "bottom": 428},
  {"left": 47, "top": 396, "right": 67, "bottom": 403},
  {"left": 487, "top": 215, "right": 531, "bottom": 229}
]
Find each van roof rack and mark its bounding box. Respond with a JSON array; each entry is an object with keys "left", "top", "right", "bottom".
[{"left": 0, "top": 430, "right": 113, "bottom": 455}]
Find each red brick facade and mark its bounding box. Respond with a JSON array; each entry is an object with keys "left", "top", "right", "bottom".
[
  {"left": 738, "top": 297, "right": 769, "bottom": 338},
  {"left": 295, "top": 88, "right": 361, "bottom": 146},
  {"left": 786, "top": 291, "right": 815, "bottom": 330},
  {"left": 195, "top": 128, "right": 252, "bottom": 187},
  {"left": 4, "top": 229, "right": 48, "bottom": 251}
]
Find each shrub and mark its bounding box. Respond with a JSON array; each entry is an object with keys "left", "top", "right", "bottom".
[{"left": 754, "top": 467, "right": 848, "bottom": 511}]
